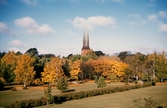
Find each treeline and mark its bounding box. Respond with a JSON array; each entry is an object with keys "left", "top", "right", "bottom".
[{"left": 0, "top": 48, "right": 167, "bottom": 87}]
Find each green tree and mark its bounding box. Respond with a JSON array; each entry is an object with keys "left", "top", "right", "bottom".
[
  {"left": 25, "top": 48, "right": 38, "bottom": 57},
  {"left": 97, "top": 76, "right": 106, "bottom": 88},
  {"left": 44, "top": 85, "right": 53, "bottom": 104},
  {"left": 14, "top": 54, "right": 36, "bottom": 87},
  {"left": 56, "top": 76, "right": 68, "bottom": 92}
]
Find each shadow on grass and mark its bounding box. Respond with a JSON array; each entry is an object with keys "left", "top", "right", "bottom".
[
  {"left": 0, "top": 86, "right": 13, "bottom": 91},
  {"left": 63, "top": 89, "right": 75, "bottom": 93}
]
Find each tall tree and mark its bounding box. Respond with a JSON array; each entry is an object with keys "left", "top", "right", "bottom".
[
  {"left": 148, "top": 51, "right": 167, "bottom": 81},
  {"left": 0, "top": 51, "right": 18, "bottom": 83},
  {"left": 69, "top": 60, "right": 82, "bottom": 80},
  {"left": 41, "top": 57, "right": 64, "bottom": 84},
  {"left": 14, "top": 54, "right": 36, "bottom": 87}
]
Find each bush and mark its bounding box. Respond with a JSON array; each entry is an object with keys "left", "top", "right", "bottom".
[
  {"left": 97, "top": 76, "right": 106, "bottom": 88},
  {"left": 57, "top": 76, "right": 68, "bottom": 92},
  {"left": 11, "top": 87, "right": 17, "bottom": 91}
]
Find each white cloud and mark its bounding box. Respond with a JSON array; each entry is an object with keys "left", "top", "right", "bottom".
[
  {"left": 14, "top": 16, "right": 55, "bottom": 35},
  {"left": 8, "top": 47, "right": 20, "bottom": 52},
  {"left": 158, "top": 11, "right": 167, "bottom": 18},
  {"left": 20, "top": 0, "right": 38, "bottom": 6},
  {"left": 0, "top": 22, "right": 14, "bottom": 35},
  {"left": 128, "top": 14, "right": 140, "bottom": 18},
  {"left": 112, "top": 0, "right": 124, "bottom": 3},
  {"left": 148, "top": 14, "right": 158, "bottom": 22},
  {"left": 67, "top": 16, "right": 116, "bottom": 30},
  {"left": 159, "top": 23, "right": 167, "bottom": 33},
  {"left": 9, "top": 40, "right": 26, "bottom": 47}
]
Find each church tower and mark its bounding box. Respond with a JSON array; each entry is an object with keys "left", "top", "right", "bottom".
[{"left": 81, "top": 31, "right": 90, "bottom": 55}]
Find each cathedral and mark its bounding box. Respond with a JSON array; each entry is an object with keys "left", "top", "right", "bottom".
[
  {"left": 81, "top": 31, "right": 90, "bottom": 55},
  {"left": 81, "top": 31, "right": 104, "bottom": 56}
]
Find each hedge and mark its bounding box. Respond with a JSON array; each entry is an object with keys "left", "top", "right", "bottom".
[{"left": 5, "top": 82, "right": 152, "bottom": 108}]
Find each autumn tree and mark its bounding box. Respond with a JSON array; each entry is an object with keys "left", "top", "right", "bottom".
[
  {"left": 14, "top": 54, "right": 36, "bottom": 87},
  {"left": 0, "top": 51, "right": 18, "bottom": 83},
  {"left": 41, "top": 56, "right": 64, "bottom": 85},
  {"left": 69, "top": 60, "right": 82, "bottom": 80},
  {"left": 148, "top": 51, "right": 167, "bottom": 82},
  {"left": 80, "top": 60, "right": 94, "bottom": 80}
]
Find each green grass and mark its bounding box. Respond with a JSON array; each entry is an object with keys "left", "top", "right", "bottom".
[
  {"left": 0, "top": 82, "right": 167, "bottom": 108},
  {"left": 37, "top": 84, "right": 167, "bottom": 108},
  {"left": 0, "top": 82, "right": 98, "bottom": 106}
]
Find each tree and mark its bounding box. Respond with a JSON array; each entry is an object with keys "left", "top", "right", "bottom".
[
  {"left": 81, "top": 50, "right": 97, "bottom": 62},
  {"left": 14, "top": 54, "right": 36, "bottom": 87},
  {"left": 148, "top": 51, "right": 167, "bottom": 82},
  {"left": 0, "top": 51, "right": 18, "bottom": 83},
  {"left": 97, "top": 76, "right": 106, "bottom": 88},
  {"left": 41, "top": 57, "right": 64, "bottom": 84},
  {"left": 80, "top": 60, "right": 94, "bottom": 80},
  {"left": 56, "top": 76, "right": 68, "bottom": 92},
  {"left": 25, "top": 48, "right": 38, "bottom": 57},
  {"left": 117, "top": 51, "right": 132, "bottom": 62},
  {"left": 62, "top": 59, "right": 70, "bottom": 77},
  {"left": 69, "top": 60, "right": 82, "bottom": 80}
]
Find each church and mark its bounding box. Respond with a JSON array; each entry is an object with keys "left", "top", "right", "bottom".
[{"left": 81, "top": 31, "right": 104, "bottom": 56}]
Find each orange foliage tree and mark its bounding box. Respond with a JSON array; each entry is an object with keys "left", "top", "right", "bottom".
[
  {"left": 69, "top": 60, "right": 82, "bottom": 79},
  {"left": 14, "top": 54, "right": 36, "bottom": 87},
  {"left": 41, "top": 56, "right": 64, "bottom": 85},
  {"left": 0, "top": 51, "right": 19, "bottom": 83}
]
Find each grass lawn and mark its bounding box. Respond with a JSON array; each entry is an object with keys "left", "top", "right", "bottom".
[
  {"left": 37, "top": 84, "right": 167, "bottom": 108},
  {"left": 0, "top": 82, "right": 167, "bottom": 108},
  {"left": 0, "top": 82, "right": 127, "bottom": 107}
]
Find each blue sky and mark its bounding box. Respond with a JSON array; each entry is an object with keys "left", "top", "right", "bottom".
[{"left": 0, "top": 0, "right": 167, "bottom": 56}]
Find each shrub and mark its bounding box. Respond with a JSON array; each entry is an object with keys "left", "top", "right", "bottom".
[
  {"left": 57, "top": 76, "right": 68, "bottom": 92},
  {"left": 44, "top": 85, "right": 53, "bottom": 104},
  {"left": 11, "top": 87, "right": 17, "bottom": 91},
  {"left": 97, "top": 76, "right": 106, "bottom": 88}
]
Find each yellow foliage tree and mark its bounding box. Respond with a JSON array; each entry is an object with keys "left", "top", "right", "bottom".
[
  {"left": 70, "top": 60, "right": 82, "bottom": 79},
  {"left": 14, "top": 54, "right": 35, "bottom": 87},
  {"left": 1, "top": 51, "right": 19, "bottom": 83},
  {"left": 41, "top": 57, "right": 64, "bottom": 84}
]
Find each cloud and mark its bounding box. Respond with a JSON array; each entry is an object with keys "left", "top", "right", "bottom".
[
  {"left": 158, "top": 11, "right": 167, "bottom": 18},
  {"left": 14, "top": 16, "right": 55, "bottom": 35},
  {"left": 8, "top": 47, "right": 20, "bottom": 52},
  {"left": 9, "top": 40, "right": 26, "bottom": 47},
  {"left": 148, "top": 11, "right": 167, "bottom": 33},
  {"left": 159, "top": 23, "right": 167, "bottom": 33},
  {"left": 20, "top": 0, "right": 38, "bottom": 6},
  {"left": 148, "top": 14, "right": 158, "bottom": 22},
  {"left": 128, "top": 14, "right": 140, "bottom": 18},
  {"left": 0, "top": 22, "right": 14, "bottom": 35},
  {"left": 67, "top": 16, "right": 116, "bottom": 30},
  {"left": 112, "top": 0, "right": 124, "bottom": 3}
]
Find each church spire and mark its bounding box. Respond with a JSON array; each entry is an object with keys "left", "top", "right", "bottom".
[{"left": 81, "top": 30, "right": 90, "bottom": 55}]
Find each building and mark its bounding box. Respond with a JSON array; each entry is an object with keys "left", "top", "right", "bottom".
[{"left": 81, "top": 31, "right": 90, "bottom": 55}]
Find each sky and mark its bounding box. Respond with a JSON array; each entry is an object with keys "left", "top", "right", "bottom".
[{"left": 0, "top": 0, "right": 167, "bottom": 56}]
